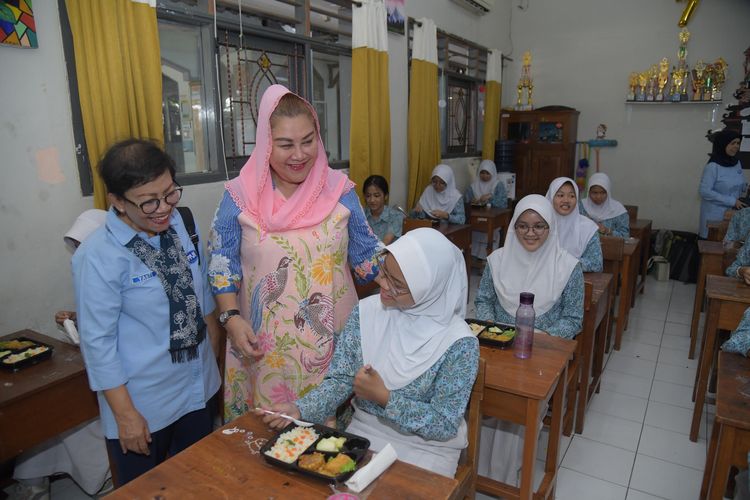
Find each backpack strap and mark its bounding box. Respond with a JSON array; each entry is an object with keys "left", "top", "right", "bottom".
[{"left": 176, "top": 206, "right": 200, "bottom": 266}]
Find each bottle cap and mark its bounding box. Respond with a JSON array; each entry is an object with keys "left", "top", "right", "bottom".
[{"left": 519, "top": 292, "right": 535, "bottom": 305}]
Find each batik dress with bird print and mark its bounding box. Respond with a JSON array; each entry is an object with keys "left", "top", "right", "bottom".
[{"left": 210, "top": 192, "right": 372, "bottom": 420}]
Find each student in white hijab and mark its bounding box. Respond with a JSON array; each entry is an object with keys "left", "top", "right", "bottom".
[
  {"left": 465, "top": 159, "right": 508, "bottom": 209},
  {"left": 579, "top": 172, "right": 630, "bottom": 238},
  {"left": 260, "top": 228, "right": 479, "bottom": 477},
  {"left": 412, "top": 164, "right": 466, "bottom": 224},
  {"left": 545, "top": 177, "right": 603, "bottom": 272},
  {"left": 13, "top": 209, "right": 111, "bottom": 498},
  {"left": 475, "top": 195, "right": 583, "bottom": 487}
]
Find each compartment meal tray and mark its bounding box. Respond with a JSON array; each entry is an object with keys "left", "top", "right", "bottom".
[
  {"left": 0, "top": 336, "right": 54, "bottom": 371},
  {"left": 465, "top": 318, "right": 516, "bottom": 349},
  {"left": 260, "top": 423, "right": 371, "bottom": 483}
]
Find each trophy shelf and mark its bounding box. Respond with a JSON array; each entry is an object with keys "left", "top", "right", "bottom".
[{"left": 624, "top": 101, "right": 720, "bottom": 105}]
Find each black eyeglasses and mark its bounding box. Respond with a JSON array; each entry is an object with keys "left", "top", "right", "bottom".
[
  {"left": 123, "top": 186, "right": 183, "bottom": 214},
  {"left": 514, "top": 222, "right": 549, "bottom": 235},
  {"left": 376, "top": 252, "right": 409, "bottom": 296}
]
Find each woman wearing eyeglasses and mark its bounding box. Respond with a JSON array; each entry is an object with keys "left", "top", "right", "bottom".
[
  {"left": 411, "top": 164, "right": 466, "bottom": 223},
  {"left": 209, "top": 85, "right": 380, "bottom": 422},
  {"left": 72, "top": 139, "right": 220, "bottom": 485},
  {"left": 259, "top": 228, "right": 479, "bottom": 477},
  {"left": 579, "top": 172, "right": 630, "bottom": 238},
  {"left": 474, "top": 194, "right": 583, "bottom": 486}
]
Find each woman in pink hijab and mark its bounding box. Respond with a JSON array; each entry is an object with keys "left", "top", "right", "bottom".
[{"left": 209, "top": 85, "right": 381, "bottom": 421}]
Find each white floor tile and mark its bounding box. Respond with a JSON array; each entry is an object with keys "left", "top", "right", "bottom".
[
  {"left": 637, "top": 425, "right": 706, "bottom": 470},
  {"left": 606, "top": 353, "right": 657, "bottom": 380},
  {"left": 630, "top": 304, "right": 668, "bottom": 322},
  {"left": 626, "top": 316, "right": 665, "bottom": 334},
  {"left": 667, "top": 301, "right": 694, "bottom": 316},
  {"left": 630, "top": 454, "right": 702, "bottom": 500},
  {"left": 662, "top": 321, "right": 691, "bottom": 337},
  {"left": 561, "top": 437, "right": 635, "bottom": 486},
  {"left": 659, "top": 334, "right": 690, "bottom": 351},
  {"left": 615, "top": 341, "right": 660, "bottom": 362},
  {"left": 555, "top": 467, "right": 628, "bottom": 500},
  {"left": 644, "top": 400, "right": 706, "bottom": 439},
  {"left": 657, "top": 348, "right": 697, "bottom": 370},
  {"left": 626, "top": 488, "right": 668, "bottom": 500},
  {"left": 665, "top": 310, "right": 691, "bottom": 325},
  {"left": 588, "top": 391, "right": 648, "bottom": 423},
  {"left": 653, "top": 362, "right": 695, "bottom": 387},
  {"left": 624, "top": 330, "right": 663, "bottom": 347},
  {"left": 579, "top": 410, "right": 643, "bottom": 452},
  {"left": 601, "top": 370, "right": 653, "bottom": 399},
  {"left": 649, "top": 380, "right": 695, "bottom": 409}
]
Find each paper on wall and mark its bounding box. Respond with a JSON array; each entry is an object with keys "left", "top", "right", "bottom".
[
  {"left": 741, "top": 137, "right": 750, "bottom": 152},
  {"left": 742, "top": 121, "right": 750, "bottom": 135}
]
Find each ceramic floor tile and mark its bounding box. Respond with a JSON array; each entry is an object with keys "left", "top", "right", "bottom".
[
  {"left": 579, "top": 410, "right": 643, "bottom": 452},
  {"left": 649, "top": 380, "right": 695, "bottom": 409},
  {"left": 601, "top": 370, "right": 653, "bottom": 399},
  {"left": 630, "top": 304, "right": 668, "bottom": 322},
  {"left": 653, "top": 362, "right": 695, "bottom": 387},
  {"left": 623, "top": 330, "right": 663, "bottom": 347},
  {"left": 659, "top": 334, "right": 690, "bottom": 351},
  {"left": 615, "top": 341, "right": 660, "bottom": 362},
  {"left": 626, "top": 316, "right": 665, "bottom": 334},
  {"left": 629, "top": 454, "right": 702, "bottom": 500},
  {"left": 638, "top": 425, "right": 706, "bottom": 470},
  {"left": 657, "top": 348, "right": 697, "bottom": 370},
  {"left": 644, "top": 400, "right": 706, "bottom": 439},
  {"left": 662, "top": 321, "right": 691, "bottom": 337},
  {"left": 606, "top": 353, "right": 657, "bottom": 380},
  {"left": 561, "top": 436, "right": 635, "bottom": 486},
  {"left": 665, "top": 310, "right": 691, "bottom": 325},
  {"left": 588, "top": 391, "right": 649, "bottom": 423},
  {"left": 667, "top": 301, "right": 694, "bottom": 315},
  {"left": 625, "top": 488, "right": 668, "bottom": 500},
  {"left": 555, "top": 467, "right": 628, "bottom": 500}
]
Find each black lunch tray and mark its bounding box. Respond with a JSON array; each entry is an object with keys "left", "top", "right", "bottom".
[
  {"left": 260, "top": 423, "right": 370, "bottom": 483},
  {"left": 465, "top": 318, "right": 516, "bottom": 350},
  {"left": 0, "top": 336, "right": 54, "bottom": 371}
]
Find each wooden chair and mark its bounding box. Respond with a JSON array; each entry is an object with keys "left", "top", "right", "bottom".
[
  {"left": 600, "top": 236, "right": 624, "bottom": 352},
  {"left": 624, "top": 204, "right": 638, "bottom": 225},
  {"left": 454, "top": 358, "right": 486, "bottom": 499},
  {"left": 403, "top": 218, "right": 434, "bottom": 234},
  {"left": 707, "top": 220, "right": 729, "bottom": 242}
]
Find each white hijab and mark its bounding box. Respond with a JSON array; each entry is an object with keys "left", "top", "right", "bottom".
[
  {"left": 470, "top": 160, "right": 500, "bottom": 198},
  {"left": 359, "top": 228, "right": 474, "bottom": 390},
  {"left": 545, "top": 177, "right": 599, "bottom": 259},
  {"left": 581, "top": 172, "right": 627, "bottom": 222},
  {"left": 487, "top": 195, "right": 579, "bottom": 316},
  {"left": 418, "top": 164, "right": 463, "bottom": 215}
]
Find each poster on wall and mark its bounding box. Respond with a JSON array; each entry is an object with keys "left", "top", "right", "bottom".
[
  {"left": 0, "top": 0, "right": 37, "bottom": 48},
  {"left": 386, "top": 0, "right": 405, "bottom": 35}
]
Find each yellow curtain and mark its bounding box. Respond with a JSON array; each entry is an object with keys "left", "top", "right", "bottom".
[
  {"left": 65, "top": 0, "right": 163, "bottom": 208},
  {"left": 350, "top": 46, "right": 391, "bottom": 195},
  {"left": 482, "top": 80, "right": 502, "bottom": 160},
  {"left": 407, "top": 58, "right": 440, "bottom": 208}
]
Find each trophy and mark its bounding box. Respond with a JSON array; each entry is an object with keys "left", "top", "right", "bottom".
[
  {"left": 703, "top": 65, "right": 714, "bottom": 101},
  {"left": 657, "top": 58, "right": 670, "bottom": 101},
  {"left": 712, "top": 58, "right": 728, "bottom": 100},
  {"left": 627, "top": 72, "right": 639, "bottom": 101},
  {"left": 680, "top": 64, "right": 691, "bottom": 100},
  {"left": 637, "top": 72, "right": 648, "bottom": 101},
  {"left": 516, "top": 51, "right": 534, "bottom": 110},
  {"left": 692, "top": 60, "right": 706, "bottom": 100},
  {"left": 671, "top": 66, "right": 684, "bottom": 102},
  {"left": 646, "top": 65, "right": 658, "bottom": 101}
]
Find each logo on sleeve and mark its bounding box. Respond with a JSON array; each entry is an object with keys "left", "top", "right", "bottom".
[
  {"left": 186, "top": 249, "right": 198, "bottom": 264},
  {"left": 131, "top": 271, "right": 157, "bottom": 284}
]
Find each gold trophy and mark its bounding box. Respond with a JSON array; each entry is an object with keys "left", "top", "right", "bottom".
[
  {"left": 657, "top": 58, "right": 669, "bottom": 101},
  {"left": 516, "top": 51, "right": 534, "bottom": 110},
  {"left": 703, "top": 64, "right": 714, "bottom": 101},
  {"left": 712, "top": 57, "right": 728, "bottom": 100},
  {"left": 627, "top": 72, "right": 639, "bottom": 101},
  {"left": 692, "top": 60, "right": 706, "bottom": 100},
  {"left": 673, "top": 68, "right": 686, "bottom": 101},
  {"left": 637, "top": 72, "right": 648, "bottom": 101}
]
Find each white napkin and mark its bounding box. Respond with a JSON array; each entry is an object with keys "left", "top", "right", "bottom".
[
  {"left": 344, "top": 443, "right": 398, "bottom": 493},
  {"left": 63, "top": 319, "right": 80, "bottom": 345}
]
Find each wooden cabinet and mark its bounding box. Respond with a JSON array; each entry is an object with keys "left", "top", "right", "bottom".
[{"left": 499, "top": 106, "right": 579, "bottom": 199}]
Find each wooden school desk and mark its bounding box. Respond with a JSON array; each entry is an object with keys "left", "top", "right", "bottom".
[
  {"left": 690, "top": 241, "right": 738, "bottom": 359},
  {"left": 0, "top": 330, "right": 99, "bottom": 462},
  {"left": 707, "top": 220, "right": 729, "bottom": 242},
  {"left": 630, "top": 219, "right": 652, "bottom": 300},
  {"left": 577, "top": 272, "right": 613, "bottom": 434},
  {"left": 701, "top": 351, "right": 750, "bottom": 500},
  {"left": 690, "top": 275, "right": 750, "bottom": 442},
  {"left": 477, "top": 334, "right": 577, "bottom": 500},
  {"left": 468, "top": 206, "right": 512, "bottom": 257},
  {"left": 613, "top": 238, "right": 640, "bottom": 350},
  {"left": 106, "top": 413, "right": 460, "bottom": 499}
]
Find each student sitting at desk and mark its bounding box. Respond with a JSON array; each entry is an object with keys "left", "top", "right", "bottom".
[
  {"left": 579, "top": 172, "right": 630, "bottom": 238},
  {"left": 723, "top": 307, "right": 750, "bottom": 357},
  {"left": 465, "top": 159, "right": 508, "bottom": 209},
  {"left": 260, "top": 228, "right": 479, "bottom": 477},
  {"left": 412, "top": 164, "right": 466, "bottom": 224},
  {"left": 546, "top": 177, "right": 603, "bottom": 272},
  {"left": 724, "top": 206, "right": 750, "bottom": 244},
  {"left": 726, "top": 240, "right": 750, "bottom": 285},
  {"left": 363, "top": 174, "right": 404, "bottom": 245},
  {"left": 474, "top": 194, "right": 583, "bottom": 486}
]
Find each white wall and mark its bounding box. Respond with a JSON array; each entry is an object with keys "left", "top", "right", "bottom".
[{"left": 502, "top": 0, "right": 750, "bottom": 232}]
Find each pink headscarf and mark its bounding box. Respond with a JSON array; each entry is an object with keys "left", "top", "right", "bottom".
[{"left": 226, "top": 84, "right": 352, "bottom": 239}]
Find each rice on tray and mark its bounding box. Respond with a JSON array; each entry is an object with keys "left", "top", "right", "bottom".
[{"left": 264, "top": 426, "right": 319, "bottom": 464}]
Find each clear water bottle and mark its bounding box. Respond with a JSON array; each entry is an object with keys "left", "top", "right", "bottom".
[{"left": 514, "top": 292, "right": 535, "bottom": 359}]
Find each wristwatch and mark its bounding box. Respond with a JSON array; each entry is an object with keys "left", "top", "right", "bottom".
[{"left": 218, "top": 309, "right": 240, "bottom": 326}]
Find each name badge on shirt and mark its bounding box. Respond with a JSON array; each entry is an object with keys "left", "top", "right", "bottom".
[
  {"left": 131, "top": 271, "right": 157, "bottom": 284},
  {"left": 186, "top": 249, "right": 198, "bottom": 264}
]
